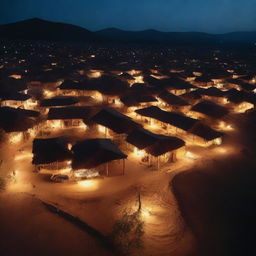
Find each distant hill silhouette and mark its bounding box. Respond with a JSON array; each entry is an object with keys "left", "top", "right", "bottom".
[
  {"left": 0, "top": 18, "right": 99, "bottom": 42},
  {"left": 1, "top": 18, "right": 256, "bottom": 46},
  {"left": 96, "top": 28, "right": 216, "bottom": 45},
  {"left": 96, "top": 28, "right": 256, "bottom": 46}
]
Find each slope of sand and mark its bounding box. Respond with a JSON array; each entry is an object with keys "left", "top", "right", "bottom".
[{"left": 0, "top": 192, "right": 113, "bottom": 256}]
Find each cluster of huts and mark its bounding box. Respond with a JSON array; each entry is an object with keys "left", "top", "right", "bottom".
[{"left": 1, "top": 40, "right": 256, "bottom": 180}]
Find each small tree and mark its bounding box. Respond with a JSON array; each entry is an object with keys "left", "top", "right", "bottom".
[
  {"left": 110, "top": 189, "right": 145, "bottom": 255},
  {"left": 110, "top": 209, "right": 144, "bottom": 255}
]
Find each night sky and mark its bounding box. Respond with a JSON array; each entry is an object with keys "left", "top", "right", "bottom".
[{"left": 1, "top": 0, "right": 256, "bottom": 33}]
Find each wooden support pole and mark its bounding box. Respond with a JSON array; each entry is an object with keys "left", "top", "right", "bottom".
[
  {"left": 122, "top": 159, "right": 125, "bottom": 175},
  {"left": 106, "top": 162, "right": 109, "bottom": 176}
]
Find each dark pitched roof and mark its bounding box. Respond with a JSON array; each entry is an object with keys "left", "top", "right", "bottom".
[
  {"left": 32, "top": 137, "right": 72, "bottom": 164},
  {"left": 227, "top": 79, "right": 256, "bottom": 91},
  {"left": 189, "top": 122, "right": 224, "bottom": 141},
  {"left": 94, "top": 75, "right": 130, "bottom": 95},
  {"left": 225, "top": 89, "right": 246, "bottom": 104},
  {"left": 0, "top": 107, "right": 39, "bottom": 132},
  {"left": 48, "top": 106, "right": 97, "bottom": 120},
  {"left": 135, "top": 106, "right": 198, "bottom": 131},
  {"left": 120, "top": 95, "right": 157, "bottom": 107},
  {"left": 40, "top": 96, "right": 79, "bottom": 107},
  {"left": 126, "top": 128, "right": 185, "bottom": 156},
  {"left": 0, "top": 92, "right": 30, "bottom": 101},
  {"left": 180, "top": 89, "right": 203, "bottom": 100},
  {"left": 0, "top": 77, "right": 27, "bottom": 94},
  {"left": 91, "top": 107, "right": 142, "bottom": 134},
  {"left": 72, "top": 138, "right": 127, "bottom": 169},
  {"left": 191, "top": 100, "right": 229, "bottom": 118},
  {"left": 59, "top": 79, "right": 97, "bottom": 91},
  {"left": 159, "top": 91, "right": 189, "bottom": 106},
  {"left": 200, "top": 87, "right": 225, "bottom": 97}
]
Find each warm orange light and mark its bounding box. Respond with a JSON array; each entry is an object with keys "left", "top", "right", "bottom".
[
  {"left": 235, "top": 102, "right": 253, "bottom": 113},
  {"left": 14, "top": 152, "right": 33, "bottom": 161},
  {"left": 9, "top": 74, "right": 22, "bottom": 79},
  {"left": 141, "top": 207, "right": 152, "bottom": 219},
  {"left": 9, "top": 133, "right": 23, "bottom": 144},
  {"left": 87, "top": 70, "right": 102, "bottom": 78},
  {"left": 185, "top": 151, "right": 198, "bottom": 160},
  {"left": 77, "top": 180, "right": 98, "bottom": 190},
  {"left": 134, "top": 148, "right": 145, "bottom": 157}
]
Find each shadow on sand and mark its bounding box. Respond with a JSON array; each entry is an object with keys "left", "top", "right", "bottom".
[{"left": 171, "top": 155, "right": 256, "bottom": 256}]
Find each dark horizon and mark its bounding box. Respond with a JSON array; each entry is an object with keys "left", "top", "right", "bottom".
[
  {"left": 1, "top": 0, "right": 256, "bottom": 34},
  {"left": 1, "top": 17, "right": 256, "bottom": 35}
]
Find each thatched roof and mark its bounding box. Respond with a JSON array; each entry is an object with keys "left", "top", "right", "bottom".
[
  {"left": 0, "top": 77, "right": 27, "bottom": 94},
  {"left": 200, "top": 87, "right": 225, "bottom": 97},
  {"left": 48, "top": 106, "right": 98, "bottom": 120},
  {"left": 191, "top": 100, "right": 229, "bottom": 118},
  {"left": 225, "top": 89, "right": 246, "bottom": 104},
  {"left": 91, "top": 107, "right": 142, "bottom": 134},
  {"left": 136, "top": 106, "right": 198, "bottom": 131},
  {"left": 126, "top": 128, "right": 185, "bottom": 156},
  {"left": 159, "top": 91, "right": 189, "bottom": 106},
  {"left": 0, "top": 92, "right": 30, "bottom": 101},
  {"left": 94, "top": 75, "right": 130, "bottom": 95},
  {"left": 0, "top": 107, "right": 39, "bottom": 132},
  {"left": 120, "top": 94, "right": 157, "bottom": 107},
  {"left": 189, "top": 122, "right": 224, "bottom": 141},
  {"left": 32, "top": 137, "right": 72, "bottom": 164},
  {"left": 72, "top": 138, "right": 127, "bottom": 169},
  {"left": 180, "top": 90, "right": 203, "bottom": 100},
  {"left": 40, "top": 96, "right": 79, "bottom": 107}
]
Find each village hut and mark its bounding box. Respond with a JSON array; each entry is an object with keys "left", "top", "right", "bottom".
[
  {"left": 90, "top": 107, "right": 142, "bottom": 141},
  {"left": 0, "top": 92, "right": 31, "bottom": 108},
  {"left": 158, "top": 90, "right": 190, "bottom": 112},
  {"left": 72, "top": 138, "right": 127, "bottom": 176},
  {"left": 189, "top": 122, "right": 224, "bottom": 146},
  {"left": 126, "top": 128, "right": 185, "bottom": 168},
  {"left": 47, "top": 106, "right": 98, "bottom": 129},
  {"left": 135, "top": 106, "right": 199, "bottom": 134},
  {"left": 0, "top": 107, "right": 39, "bottom": 141},
  {"left": 191, "top": 100, "right": 229, "bottom": 119},
  {"left": 32, "top": 137, "right": 72, "bottom": 171},
  {"left": 40, "top": 96, "right": 79, "bottom": 107}
]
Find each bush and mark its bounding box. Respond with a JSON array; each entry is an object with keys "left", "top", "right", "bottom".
[{"left": 109, "top": 209, "right": 144, "bottom": 255}]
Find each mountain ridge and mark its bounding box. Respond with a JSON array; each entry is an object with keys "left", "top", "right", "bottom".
[{"left": 1, "top": 18, "right": 256, "bottom": 45}]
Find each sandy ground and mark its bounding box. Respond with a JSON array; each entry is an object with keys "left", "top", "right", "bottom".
[
  {"left": 0, "top": 111, "right": 252, "bottom": 256},
  {"left": 0, "top": 192, "right": 114, "bottom": 256},
  {"left": 171, "top": 113, "right": 256, "bottom": 256}
]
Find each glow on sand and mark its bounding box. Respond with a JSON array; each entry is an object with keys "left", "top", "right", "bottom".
[
  {"left": 77, "top": 180, "right": 99, "bottom": 191},
  {"left": 14, "top": 152, "right": 33, "bottom": 161}
]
